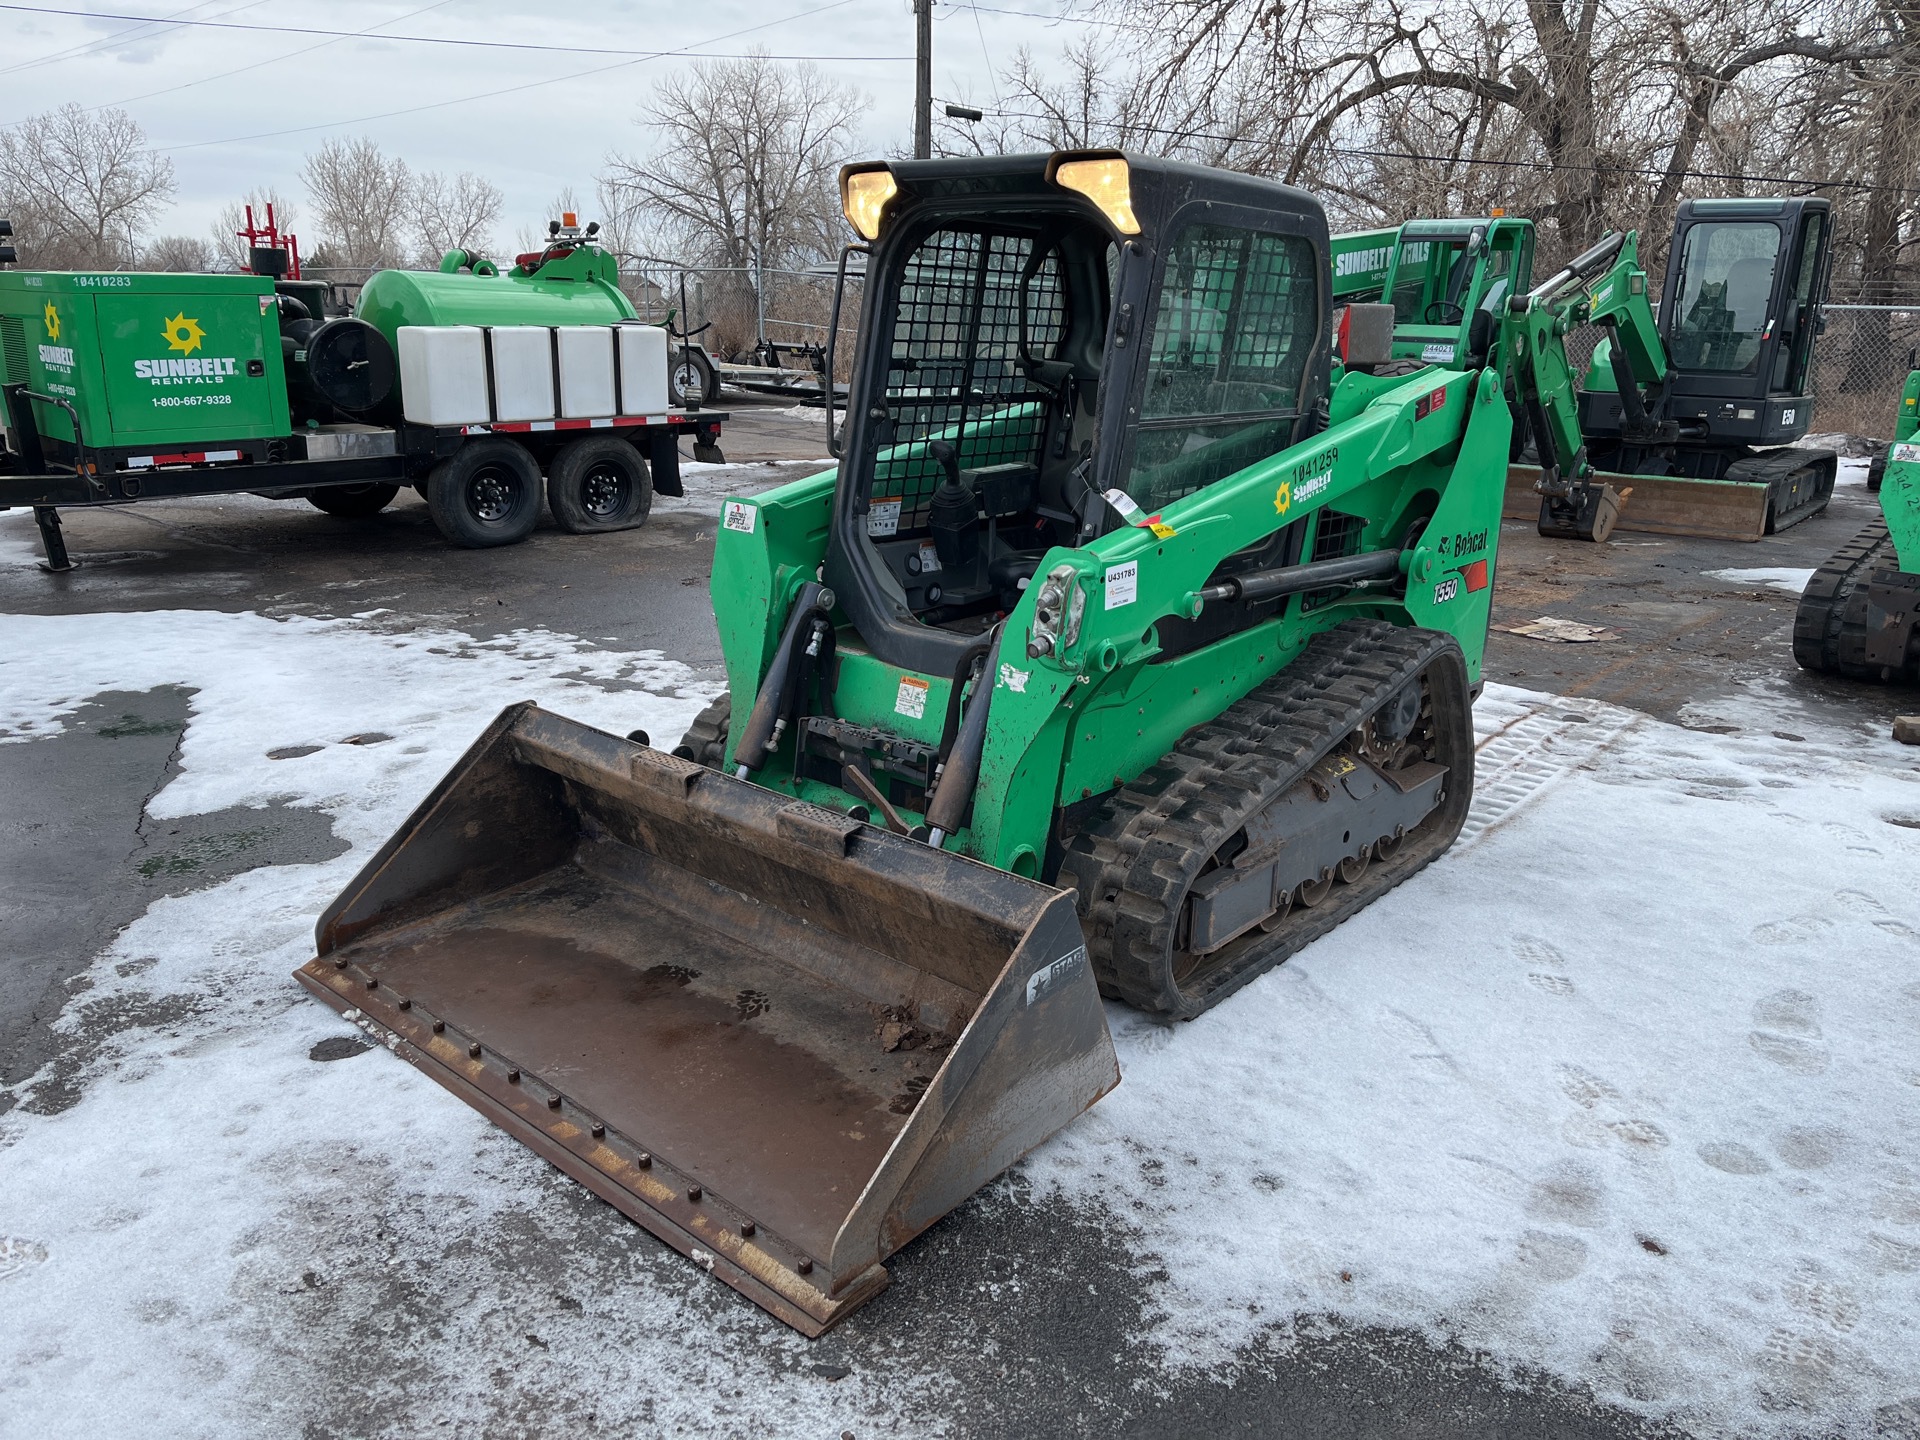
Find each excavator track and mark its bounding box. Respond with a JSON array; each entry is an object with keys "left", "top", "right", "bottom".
[
  {"left": 1794, "top": 518, "right": 1896, "bottom": 680},
  {"left": 1060, "top": 619, "right": 1475, "bottom": 1021},
  {"left": 1724, "top": 447, "right": 1837, "bottom": 533}
]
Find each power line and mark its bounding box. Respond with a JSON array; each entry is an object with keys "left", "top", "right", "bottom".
[
  {"left": 0, "top": 0, "right": 264, "bottom": 77},
  {"left": 63, "top": 0, "right": 459, "bottom": 118},
  {"left": 953, "top": 101, "right": 1908, "bottom": 197},
  {"left": 0, "top": 3, "right": 908, "bottom": 57},
  {"left": 150, "top": 0, "right": 869, "bottom": 153},
  {"left": 933, "top": 1, "right": 1138, "bottom": 29}
]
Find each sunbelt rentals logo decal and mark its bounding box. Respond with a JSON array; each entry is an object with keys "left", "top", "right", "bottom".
[
  {"left": 37, "top": 301, "right": 75, "bottom": 372},
  {"left": 134, "top": 311, "right": 240, "bottom": 385}
]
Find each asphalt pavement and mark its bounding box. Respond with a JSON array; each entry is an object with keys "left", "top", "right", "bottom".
[{"left": 0, "top": 394, "right": 1892, "bottom": 1437}]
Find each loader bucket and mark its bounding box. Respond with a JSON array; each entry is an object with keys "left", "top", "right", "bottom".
[{"left": 294, "top": 703, "right": 1117, "bottom": 1335}]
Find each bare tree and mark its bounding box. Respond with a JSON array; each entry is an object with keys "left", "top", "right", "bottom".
[
  {"left": 604, "top": 52, "right": 869, "bottom": 352},
  {"left": 1076, "top": 0, "right": 1889, "bottom": 260},
  {"left": 0, "top": 103, "right": 174, "bottom": 269},
  {"left": 140, "top": 234, "right": 213, "bottom": 271},
  {"left": 300, "top": 137, "right": 413, "bottom": 277},
  {"left": 212, "top": 189, "right": 299, "bottom": 269},
  {"left": 414, "top": 170, "right": 503, "bottom": 264}
]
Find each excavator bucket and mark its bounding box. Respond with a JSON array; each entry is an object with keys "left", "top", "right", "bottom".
[{"left": 295, "top": 703, "right": 1118, "bottom": 1335}]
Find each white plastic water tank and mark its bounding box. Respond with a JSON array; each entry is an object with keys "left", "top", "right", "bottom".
[
  {"left": 486, "top": 326, "right": 554, "bottom": 422},
  {"left": 398, "top": 326, "right": 489, "bottom": 426},
  {"left": 555, "top": 326, "right": 616, "bottom": 418},
  {"left": 616, "top": 324, "right": 670, "bottom": 416}
]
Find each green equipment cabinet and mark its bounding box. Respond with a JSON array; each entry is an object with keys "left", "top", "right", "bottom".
[{"left": 0, "top": 270, "right": 290, "bottom": 454}]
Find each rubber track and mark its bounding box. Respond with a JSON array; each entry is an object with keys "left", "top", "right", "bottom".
[
  {"left": 1725, "top": 448, "right": 1836, "bottom": 533},
  {"left": 673, "top": 692, "right": 732, "bottom": 767},
  {"left": 1060, "top": 619, "right": 1472, "bottom": 1021},
  {"left": 1793, "top": 519, "right": 1892, "bottom": 679}
]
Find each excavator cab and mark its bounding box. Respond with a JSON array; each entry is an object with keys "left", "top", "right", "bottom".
[{"left": 1575, "top": 197, "right": 1836, "bottom": 532}]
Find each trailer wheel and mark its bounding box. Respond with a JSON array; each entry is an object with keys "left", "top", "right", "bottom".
[
  {"left": 669, "top": 348, "right": 716, "bottom": 407},
  {"left": 307, "top": 483, "right": 400, "bottom": 518},
  {"left": 427, "top": 439, "right": 543, "bottom": 548},
  {"left": 547, "top": 436, "right": 653, "bottom": 533}
]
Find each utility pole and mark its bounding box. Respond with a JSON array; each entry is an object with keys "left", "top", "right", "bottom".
[{"left": 913, "top": 0, "right": 932, "bottom": 160}]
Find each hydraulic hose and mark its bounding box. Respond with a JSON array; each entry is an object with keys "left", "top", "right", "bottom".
[
  {"left": 924, "top": 627, "right": 1003, "bottom": 847},
  {"left": 731, "top": 580, "right": 835, "bottom": 777}
]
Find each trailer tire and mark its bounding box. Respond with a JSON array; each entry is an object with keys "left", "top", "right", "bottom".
[
  {"left": 669, "top": 348, "right": 716, "bottom": 407},
  {"left": 307, "top": 483, "right": 399, "bottom": 518},
  {"left": 547, "top": 436, "right": 652, "bottom": 533},
  {"left": 427, "top": 439, "right": 542, "bottom": 548}
]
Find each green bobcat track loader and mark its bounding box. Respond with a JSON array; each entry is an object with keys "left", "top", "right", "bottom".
[
  {"left": 1794, "top": 367, "right": 1920, "bottom": 683},
  {"left": 297, "top": 152, "right": 1557, "bottom": 1334}
]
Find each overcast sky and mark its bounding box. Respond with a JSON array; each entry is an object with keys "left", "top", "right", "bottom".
[{"left": 0, "top": 0, "right": 1099, "bottom": 246}]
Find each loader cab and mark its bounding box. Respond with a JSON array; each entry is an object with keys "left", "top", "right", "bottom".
[
  {"left": 1655, "top": 197, "right": 1830, "bottom": 445},
  {"left": 825, "top": 152, "right": 1331, "bottom": 676},
  {"left": 1377, "top": 218, "right": 1534, "bottom": 370}
]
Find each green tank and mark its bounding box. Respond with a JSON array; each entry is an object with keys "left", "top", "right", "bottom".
[{"left": 354, "top": 240, "right": 638, "bottom": 359}]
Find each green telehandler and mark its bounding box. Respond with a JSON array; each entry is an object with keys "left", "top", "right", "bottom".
[
  {"left": 296, "top": 152, "right": 1593, "bottom": 1334},
  {"left": 1794, "top": 366, "right": 1920, "bottom": 683}
]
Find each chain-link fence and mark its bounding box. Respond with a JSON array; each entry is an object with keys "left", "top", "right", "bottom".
[
  {"left": 1810, "top": 304, "right": 1920, "bottom": 438},
  {"left": 622, "top": 264, "right": 863, "bottom": 377},
  {"left": 1535, "top": 304, "right": 1917, "bottom": 443}
]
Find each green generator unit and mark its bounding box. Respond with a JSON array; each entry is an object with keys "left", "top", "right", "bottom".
[
  {"left": 0, "top": 224, "right": 727, "bottom": 572},
  {"left": 0, "top": 270, "right": 290, "bottom": 454}
]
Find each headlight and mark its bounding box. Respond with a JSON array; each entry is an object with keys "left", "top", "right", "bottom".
[
  {"left": 1051, "top": 156, "right": 1140, "bottom": 235},
  {"left": 841, "top": 167, "right": 898, "bottom": 241}
]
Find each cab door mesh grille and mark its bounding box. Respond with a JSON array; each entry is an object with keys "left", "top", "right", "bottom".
[{"left": 866, "top": 228, "right": 1063, "bottom": 536}]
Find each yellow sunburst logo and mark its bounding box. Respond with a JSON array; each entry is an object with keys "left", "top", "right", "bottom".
[
  {"left": 162, "top": 312, "right": 206, "bottom": 356},
  {"left": 1273, "top": 480, "right": 1291, "bottom": 516},
  {"left": 43, "top": 303, "right": 59, "bottom": 340}
]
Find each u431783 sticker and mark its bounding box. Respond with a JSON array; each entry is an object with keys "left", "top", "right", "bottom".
[{"left": 721, "top": 501, "right": 756, "bottom": 534}]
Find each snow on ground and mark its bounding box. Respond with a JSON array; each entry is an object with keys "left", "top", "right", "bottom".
[
  {"left": 663, "top": 457, "right": 833, "bottom": 517},
  {"left": 1, "top": 608, "right": 1917, "bottom": 1437},
  {"left": 1836, "top": 456, "right": 1874, "bottom": 487},
  {"left": 1704, "top": 566, "right": 1817, "bottom": 594}
]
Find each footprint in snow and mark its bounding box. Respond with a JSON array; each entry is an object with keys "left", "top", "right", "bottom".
[
  {"left": 1866, "top": 1233, "right": 1920, "bottom": 1274},
  {"left": 1556, "top": 1063, "right": 1621, "bottom": 1110},
  {"left": 1513, "top": 936, "right": 1570, "bottom": 969},
  {"left": 1774, "top": 1125, "right": 1846, "bottom": 1171},
  {"left": 1525, "top": 1165, "right": 1607, "bottom": 1228},
  {"left": 1384, "top": 1009, "right": 1457, "bottom": 1074},
  {"left": 1835, "top": 889, "right": 1920, "bottom": 937},
  {"left": 1511, "top": 1229, "right": 1588, "bottom": 1283},
  {"left": 1750, "top": 988, "right": 1832, "bottom": 1075},
  {"left": 1784, "top": 1259, "right": 1862, "bottom": 1333},
  {"left": 0, "top": 1236, "right": 48, "bottom": 1281},
  {"left": 1699, "top": 1141, "right": 1772, "bottom": 1175},
  {"left": 1751, "top": 915, "right": 1835, "bottom": 946},
  {"left": 1527, "top": 972, "right": 1575, "bottom": 996},
  {"left": 1822, "top": 820, "right": 1881, "bottom": 855},
  {"left": 1759, "top": 1327, "right": 1841, "bottom": 1405}
]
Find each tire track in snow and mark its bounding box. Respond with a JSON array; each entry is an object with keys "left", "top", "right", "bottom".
[{"left": 1459, "top": 694, "right": 1642, "bottom": 847}]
